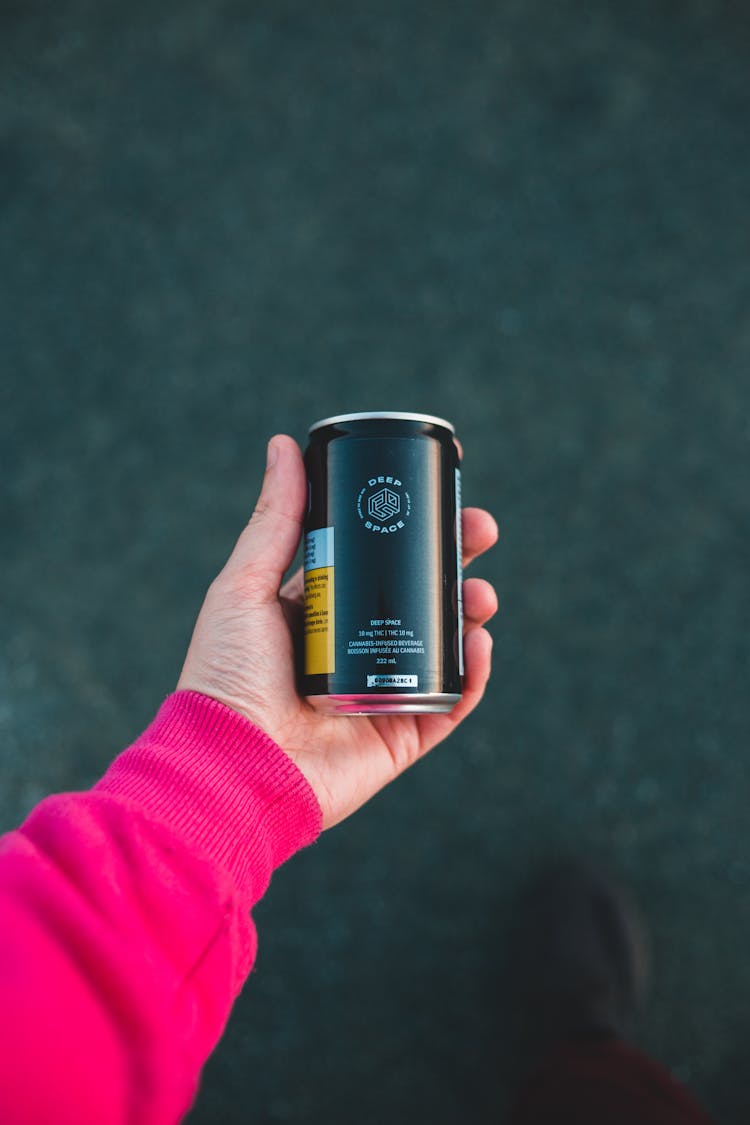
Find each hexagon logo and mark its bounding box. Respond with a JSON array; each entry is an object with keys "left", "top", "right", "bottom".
[{"left": 368, "top": 487, "right": 400, "bottom": 522}]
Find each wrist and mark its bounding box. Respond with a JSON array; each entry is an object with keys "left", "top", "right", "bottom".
[{"left": 95, "top": 691, "right": 323, "bottom": 901}]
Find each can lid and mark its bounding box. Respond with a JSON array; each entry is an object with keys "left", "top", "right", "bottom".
[{"left": 309, "top": 411, "right": 455, "bottom": 435}]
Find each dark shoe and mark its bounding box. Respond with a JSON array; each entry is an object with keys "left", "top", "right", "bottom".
[{"left": 506, "top": 859, "right": 650, "bottom": 1073}]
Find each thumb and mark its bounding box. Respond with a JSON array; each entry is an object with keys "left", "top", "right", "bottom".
[{"left": 223, "top": 434, "right": 306, "bottom": 601}]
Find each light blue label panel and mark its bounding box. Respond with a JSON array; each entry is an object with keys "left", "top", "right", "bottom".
[{"left": 304, "top": 527, "right": 335, "bottom": 572}]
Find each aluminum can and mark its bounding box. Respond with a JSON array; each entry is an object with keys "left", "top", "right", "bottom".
[{"left": 303, "top": 411, "right": 463, "bottom": 714}]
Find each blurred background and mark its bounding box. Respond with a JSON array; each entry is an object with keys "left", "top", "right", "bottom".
[{"left": 2, "top": 1, "right": 750, "bottom": 1120}]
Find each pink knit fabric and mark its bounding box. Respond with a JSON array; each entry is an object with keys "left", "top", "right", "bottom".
[{"left": 0, "top": 691, "right": 322, "bottom": 1125}]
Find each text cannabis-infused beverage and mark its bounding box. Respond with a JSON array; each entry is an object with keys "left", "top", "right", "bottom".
[{"left": 303, "top": 412, "right": 463, "bottom": 714}]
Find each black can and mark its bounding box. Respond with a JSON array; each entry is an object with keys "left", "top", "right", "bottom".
[{"left": 303, "top": 412, "right": 463, "bottom": 714}]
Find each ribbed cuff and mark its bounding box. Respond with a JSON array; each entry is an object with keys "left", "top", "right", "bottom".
[{"left": 94, "top": 691, "right": 322, "bottom": 904}]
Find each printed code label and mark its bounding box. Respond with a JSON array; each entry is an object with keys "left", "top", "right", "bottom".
[{"left": 366, "top": 675, "right": 418, "bottom": 688}]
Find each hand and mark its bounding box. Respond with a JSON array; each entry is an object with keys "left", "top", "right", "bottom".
[{"left": 177, "top": 435, "right": 498, "bottom": 829}]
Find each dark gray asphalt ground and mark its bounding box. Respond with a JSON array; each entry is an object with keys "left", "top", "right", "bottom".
[{"left": 3, "top": 2, "right": 750, "bottom": 1121}]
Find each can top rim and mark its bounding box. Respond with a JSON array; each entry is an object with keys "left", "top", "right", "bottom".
[{"left": 309, "top": 411, "right": 455, "bottom": 435}]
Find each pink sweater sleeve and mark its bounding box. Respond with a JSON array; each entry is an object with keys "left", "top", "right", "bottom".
[{"left": 0, "top": 691, "right": 322, "bottom": 1125}]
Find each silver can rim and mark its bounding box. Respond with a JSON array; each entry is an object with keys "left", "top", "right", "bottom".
[
  {"left": 306, "top": 693, "right": 461, "bottom": 715},
  {"left": 309, "top": 411, "right": 455, "bottom": 435}
]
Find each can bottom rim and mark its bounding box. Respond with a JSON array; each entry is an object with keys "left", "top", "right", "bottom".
[{"left": 306, "top": 693, "right": 461, "bottom": 716}]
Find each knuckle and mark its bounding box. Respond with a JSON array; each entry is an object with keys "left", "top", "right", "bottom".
[{"left": 237, "top": 569, "right": 278, "bottom": 604}]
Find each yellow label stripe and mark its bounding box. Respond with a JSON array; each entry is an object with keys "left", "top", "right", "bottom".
[{"left": 304, "top": 565, "right": 335, "bottom": 675}]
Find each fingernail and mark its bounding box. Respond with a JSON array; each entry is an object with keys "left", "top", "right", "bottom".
[{"left": 266, "top": 438, "right": 278, "bottom": 470}]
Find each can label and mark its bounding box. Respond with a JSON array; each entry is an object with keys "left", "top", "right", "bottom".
[
  {"left": 304, "top": 527, "right": 335, "bottom": 675},
  {"left": 367, "top": 674, "right": 419, "bottom": 687},
  {"left": 303, "top": 422, "right": 462, "bottom": 703}
]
